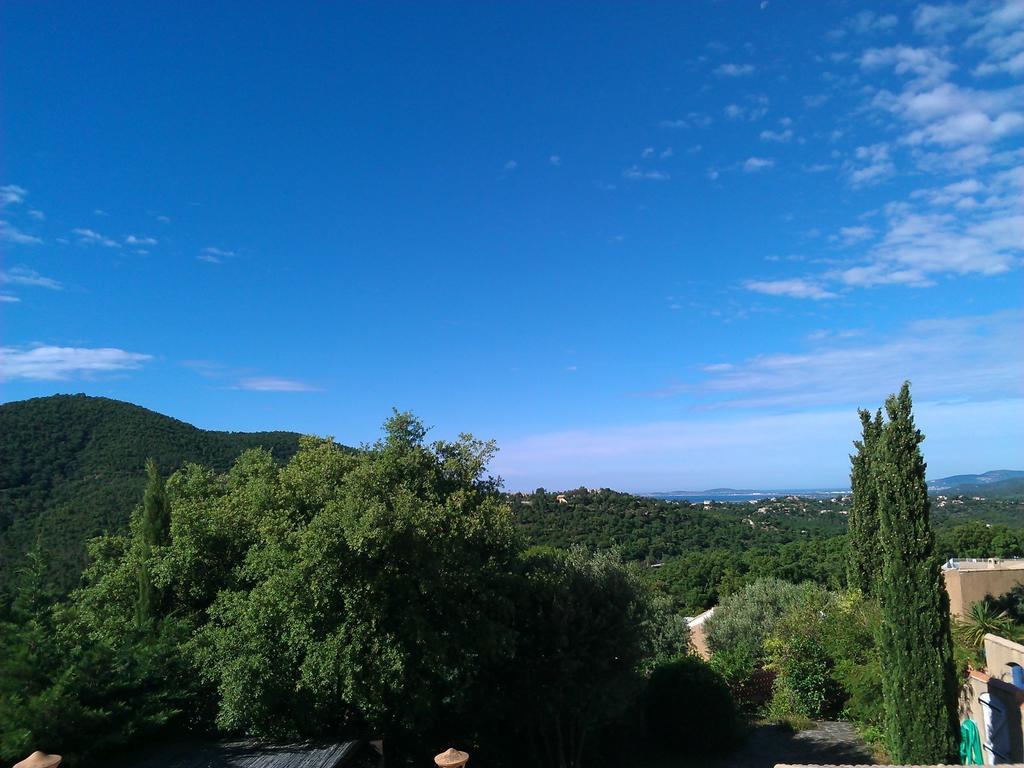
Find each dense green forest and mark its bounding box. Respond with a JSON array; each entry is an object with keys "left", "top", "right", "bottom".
[
  {"left": 0, "top": 413, "right": 690, "bottom": 768},
  {"left": 3, "top": 395, "right": 1022, "bottom": 610},
  {"left": 511, "top": 488, "right": 1024, "bottom": 612},
  {"left": 1, "top": 393, "right": 1022, "bottom": 766},
  {"left": 0, "top": 395, "right": 305, "bottom": 593}
]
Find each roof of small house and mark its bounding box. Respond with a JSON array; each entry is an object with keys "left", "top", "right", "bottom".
[
  {"left": 117, "top": 740, "right": 366, "bottom": 768},
  {"left": 943, "top": 557, "right": 1024, "bottom": 572}
]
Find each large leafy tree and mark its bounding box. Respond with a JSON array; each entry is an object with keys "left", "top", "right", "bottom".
[
  {"left": 847, "top": 409, "right": 882, "bottom": 595},
  {"left": 874, "top": 383, "right": 959, "bottom": 764},
  {"left": 188, "top": 415, "right": 522, "bottom": 757}
]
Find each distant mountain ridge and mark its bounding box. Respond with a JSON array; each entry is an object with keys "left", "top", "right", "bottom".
[
  {"left": 0, "top": 394, "right": 307, "bottom": 593},
  {"left": 927, "top": 470, "right": 1024, "bottom": 497},
  {"left": 653, "top": 470, "right": 1024, "bottom": 500}
]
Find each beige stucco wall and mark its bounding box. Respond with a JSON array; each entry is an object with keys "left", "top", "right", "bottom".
[
  {"left": 687, "top": 608, "right": 714, "bottom": 660},
  {"left": 944, "top": 563, "right": 1024, "bottom": 617},
  {"left": 986, "top": 634, "right": 1024, "bottom": 684}
]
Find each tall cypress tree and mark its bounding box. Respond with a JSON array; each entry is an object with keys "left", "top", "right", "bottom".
[
  {"left": 847, "top": 408, "right": 882, "bottom": 595},
  {"left": 874, "top": 383, "right": 959, "bottom": 764},
  {"left": 135, "top": 458, "right": 170, "bottom": 629}
]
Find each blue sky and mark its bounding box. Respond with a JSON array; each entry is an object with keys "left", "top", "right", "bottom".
[{"left": 2, "top": 1, "right": 1022, "bottom": 491}]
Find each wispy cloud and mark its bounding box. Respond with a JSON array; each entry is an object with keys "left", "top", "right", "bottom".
[
  {"left": 73, "top": 228, "right": 121, "bottom": 248},
  {"left": 186, "top": 360, "right": 321, "bottom": 392},
  {"left": 828, "top": 9, "right": 899, "bottom": 39},
  {"left": 0, "top": 185, "right": 28, "bottom": 207},
  {"left": 0, "top": 345, "right": 153, "bottom": 381},
  {"left": 760, "top": 128, "right": 794, "bottom": 143},
  {"left": 0, "top": 267, "right": 62, "bottom": 290},
  {"left": 0, "top": 220, "right": 42, "bottom": 245},
  {"left": 846, "top": 143, "right": 895, "bottom": 186},
  {"left": 724, "top": 95, "right": 770, "bottom": 121},
  {"left": 831, "top": 225, "right": 876, "bottom": 246},
  {"left": 743, "top": 156, "right": 775, "bottom": 172},
  {"left": 715, "top": 63, "right": 755, "bottom": 76},
  {"left": 199, "top": 246, "right": 236, "bottom": 264},
  {"left": 235, "top": 376, "right": 321, "bottom": 392},
  {"left": 125, "top": 234, "right": 158, "bottom": 246},
  {"left": 686, "top": 310, "right": 1023, "bottom": 410},
  {"left": 624, "top": 166, "right": 670, "bottom": 181},
  {"left": 659, "top": 112, "right": 713, "bottom": 129},
  {"left": 744, "top": 278, "right": 836, "bottom": 300}
]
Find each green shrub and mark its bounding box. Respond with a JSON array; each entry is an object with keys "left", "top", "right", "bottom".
[
  {"left": 705, "top": 577, "right": 805, "bottom": 667},
  {"left": 645, "top": 656, "right": 740, "bottom": 756}
]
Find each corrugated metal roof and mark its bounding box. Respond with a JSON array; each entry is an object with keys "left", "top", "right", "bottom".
[{"left": 119, "top": 740, "right": 363, "bottom": 768}]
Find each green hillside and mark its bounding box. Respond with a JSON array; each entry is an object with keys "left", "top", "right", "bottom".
[{"left": 0, "top": 394, "right": 304, "bottom": 593}]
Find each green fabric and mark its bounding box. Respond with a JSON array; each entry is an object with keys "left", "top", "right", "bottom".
[{"left": 960, "top": 718, "right": 983, "bottom": 765}]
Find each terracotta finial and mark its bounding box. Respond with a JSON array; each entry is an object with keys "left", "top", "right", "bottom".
[
  {"left": 434, "top": 747, "right": 469, "bottom": 768},
  {"left": 14, "top": 752, "right": 62, "bottom": 768}
]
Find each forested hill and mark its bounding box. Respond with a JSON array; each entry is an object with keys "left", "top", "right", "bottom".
[
  {"left": 509, "top": 488, "right": 845, "bottom": 563},
  {"left": 0, "top": 394, "right": 304, "bottom": 593}
]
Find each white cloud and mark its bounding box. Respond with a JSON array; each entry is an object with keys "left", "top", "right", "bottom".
[
  {"left": 840, "top": 208, "right": 1021, "bottom": 286},
  {"left": 832, "top": 225, "right": 876, "bottom": 246},
  {"left": 760, "top": 128, "right": 793, "bottom": 143},
  {"left": 0, "top": 220, "right": 42, "bottom": 245},
  {"left": 690, "top": 310, "right": 1023, "bottom": 410},
  {"left": 715, "top": 63, "right": 755, "bottom": 76},
  {"left": 724, "top": 96, "right": 770, "bottom": 122},
  {"left": 0, "top": 267, "right": 62, "bottom": 290},
  {"left": 0, "top": 294, "right": 19, "bottom": 303},
  {"left": 235, "top": 376, "right": 320, "bottom": 392},
  {"left": 199, "top": 246, "right": 236, "bottom": 264},
  {"left": 624, "top": 166, "right": 670, "bottom": 181},
  {"left": 914, "top": 1, "right": 1024, "bottom": 76},
  {"left": 124, "top": 234, "right": 158, "bottom": 246},
  {"left": 0, "top": 345, "right": 153, "bottom": 381},
  {"left": 860, "top": 45, "right": 956, "bottom": 86},
  {"left": 28, "top": 210, "right": 44, "bottom": 220},
  {"left": 0, "top": 185, "right": 27, "bottom": 207},
  {"left": 549, "top": 155, "right": 561, "bottom": 166},
  {"left": 641, "top": 147, "right": 655, "bottom": 158},
  {"left": 503, "top": 160, "right": 517, "bottom": 171},
  {"left": 73, "top": 228, "right": 121, "bottom": 248},
  {"left": 743, "top": 156, "right": 775, "bottom": 172},
  {"left": 829, "top": 10, "right": 899, "bottom": 38},
  {"left": 744, "top": 278, "right": 837, "bottom": 300},
  {"left": 847, "top": 143, "right": 895, "bottom": 186}
]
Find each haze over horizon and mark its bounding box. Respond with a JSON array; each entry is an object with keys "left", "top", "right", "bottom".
[{"left": 2, "top": 2, "right": 1022, "bottom": 490}]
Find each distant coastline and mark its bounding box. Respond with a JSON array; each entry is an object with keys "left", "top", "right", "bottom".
[{"left": 649, "top": 489, "right": 849, "bottom": 503}]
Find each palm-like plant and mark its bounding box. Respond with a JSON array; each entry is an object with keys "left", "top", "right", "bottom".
[{"left": 954, "top": 600, "right": 1020, "bottom": 668}]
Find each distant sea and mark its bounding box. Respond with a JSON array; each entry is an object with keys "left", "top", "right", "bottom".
[{"left": 649, "top": 489, "right": 849, "bottom": 503}]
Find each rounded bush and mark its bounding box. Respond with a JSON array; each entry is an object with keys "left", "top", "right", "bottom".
[{"left": 644, "top": 655, "right": 741, "bottom": 756}]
